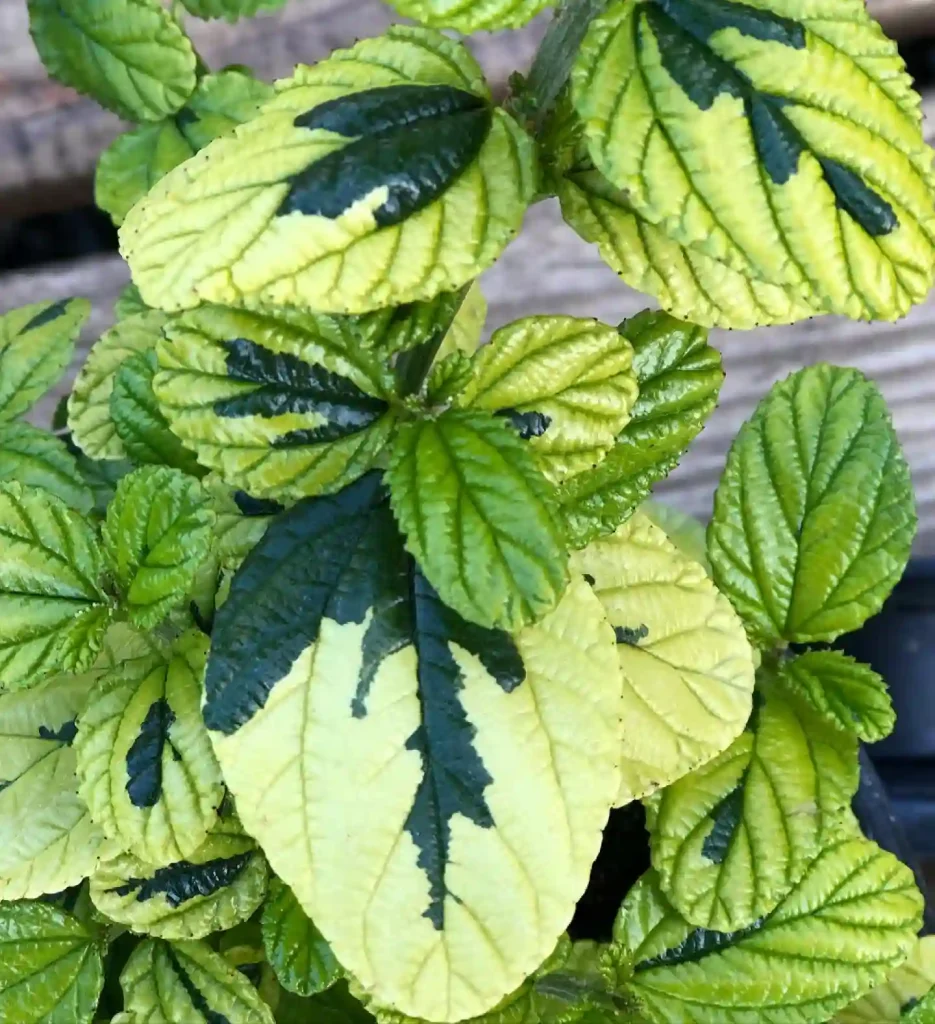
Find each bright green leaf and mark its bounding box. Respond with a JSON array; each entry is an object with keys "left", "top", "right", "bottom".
[
  {"left": 90, "top": 813, "right": 268, "bottom": 939},
  {"left": 708, "top": 364, "right": 916, "bottom": 644},
  {"left": 0, "top": 483, "right": 112, "bottom": 690},
  {"left": 27, "top": 0, "right": 197, "bottom": 122},
  {"left": 904, "top": 986, "right": 935, "bottom": 1023},
  {"left": 262, "top": 877, "right": 341, "bottom": 997},
  {"left": 0, "top": 299, "right": 90, "bottom": 421},
  {"left": 0, "top": 901, "right": 103, "bottom": 1024},
  {"left": 571, "top": 0, "right": 935, "bottom": 323},
  {"left": 646, "top": 679, "right": 858, "bottom": 932},
  {"left": 153, "top": 304, "right": 395, "bottom": 500},
  {"left": 558, "top": 309, "right": 722, "bottom": 549},
  {"left": 461, "top": 315, "right": 639, "bottom": 483},
  {"left": 0, "top": 421, "right": 93, "bottom": 513},
  {"left": 111, "top": 350, "right": 201, "bottom": 473},
  {"left": 388, "top": 409, "right": 569, "bottom": 631},
  {"left": 180, "top": 0, "right": 289, "bottom": 20},
  {"left": 571, "top": 510, "right": 755, "bottom": 808},
  {"left": 120, "top": 27, "right": 536, "bottom": 315},
  {"left": 777, "top": 649, "right": 895, "bottom": 743},
  {"left": 617, "top": 837, "right": 924, "bottom": 1024},
  {"left": 384, "top": 0, "right": 551, "bottom": 31},
  {"left": 204, "top": 477, "right": 279, "bottom": 572},
  {"left": 68, "top": 312, "right": 168, "bottom": 461},
  {"left": 102, "top": 467, "right": 215, "bottom": 629},
  {"left": 76, "top": 630, "right": 223, "bottom": 866},
  {"left": 121, "top": 937, "right": 275, "bottom": 1022},
  {"left": 835, "top": 935, "right": 935, "bottom": 1023}
]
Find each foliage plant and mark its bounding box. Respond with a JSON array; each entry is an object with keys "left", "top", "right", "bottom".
[{"left": 2, "top": 0, "right": 933, "bottom": 1020}]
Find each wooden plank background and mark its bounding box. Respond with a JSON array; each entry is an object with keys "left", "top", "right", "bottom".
[{"left": 3, "top": 0, "right": 935, "bottom": 553}]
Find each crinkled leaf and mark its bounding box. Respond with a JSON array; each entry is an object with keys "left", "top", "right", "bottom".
[
  {"left": 777, "top": 649, "right": 895, "bottom": 743},
  {"left": 96, "top": 70, "right": 275, "bottom": 226},
  {"left": 120, "top": 27, "right": 536, "bottom": 315},
  {"left": 263, "top": 877, "right": 341, "bottom": 997},
  {"left": 0, "top": 901, "right": 103, "bottom": 1024},
  {"left": 558, "top": 310, "right": 722, "bottom": 548},
  {"left": 0, "top": 483, "right": 112, "bottom": 690},
  {"left": 111, "top": 350, "right": 201, "bottom": 473},
  {"left": 68, "top": 312, "right": 168, "bottom": 461},
  {"left": 388, "top": 409, "right": 569, "bottom": 631},
  {"left": 76, "top": 630, "right": 223, "bottom": 866},
  {"left": 616, "top": 837, "right": 924, "bottom": 1024},
  {"left": 904, "top": 986, "right": 935, "bottom": 1023},
  {"left": 572, "top": 510, "right": 755, "bottom": 808},
  {"left": 102, "top": 467, "right": 215, "bottom": 629},
  {"left": 121, "top": 937, "right": 274, "bottom": 1023},
  {"left": 461, "top": 315, "right": 639, "bottom": 483},
  {"left": 384, "top": 0, "right": 550, "bottom": 31},
  {"left": 646, "top": 678, "right": 858, "bottom": 932},
  {"left": 0, "top": 299, "right": 90, "bottom": 422},
  {"left": 0, "top": 422, "right": 92, "bottom": 512},
  {"left": 0, "top": 673, "right": 111, "bottom": 900},
  {"left": 153, "top": 305, "right": 394, "bottom": 500},
  {"left": 204, "top": 478, "right": 280, "bottom": 572},
  {"left": 180, "top": 0, "right": 289, "bottom": 20},
  {"left": 27, "top": 0, "right": 197, "bottom": 122},
  {"left": 835, "top": 935, "right": 935, "bottom": 1023},
  {"left": 114, "top": 285, "right": 149, "bottom": 322},
  {"left": 90, "top": 813, "right": 267, "bottom": 939},
  {"left": 73, "top": 454, "right": 133, "bottom": 518},
  {"left": 204, "top": 472, "right": 623, "bottom": 1021},
  {"left": 708, "top": 364, "right": 916, "bottom": 644},
  {"left": 571, "top": 0, "right": 935, "bottom": 323}
]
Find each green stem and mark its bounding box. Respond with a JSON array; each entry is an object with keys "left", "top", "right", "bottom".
[{"left": 525, "top": 0, "right": 608, "bottom": 131}]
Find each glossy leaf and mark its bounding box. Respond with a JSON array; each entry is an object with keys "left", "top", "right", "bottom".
[
  {"left": 0, "top": 299, "right": 89, "bottom": 421},
  {"left": 204, "top": 473, "right": 623, "bottom": 1021},
  {"left": 461, "top": 315, "right": 639, "bottom": 483},
  {"left": 835, "top": 935, "right": 935, "bottom": 1023},
  {"left": 572, "top": 510, "right": 756, "bottom": 808},
  {"left": 153, "top": 305, "right": 395, "bottom": 500},
  {"left": 571, "top": 0, "right": 935, "bottom": 323},
  {"left": 0, "top": 483, "right": 112, "bottom": 690},
  {"left": 263, "top": 877, "right": 341, "bottom": 997},
  {"left": 28, "top": 0, "right": 196, "bottom": 121},
  {"left": 388, "top": 409, "right": 568, "bottom": 631},
  {"left": 102, "top": 467, "right": 215, "bottom": 629},
  {"left": 708, "top": 365, "right": 916, "bottom": 644},
  {"left": 558, "top": 310, "right": 722, "bottom": 548},
  {"left": 0, "top": 421, "right": 93, "bottom": 513},
  {"left": 616, "top": 838, "right": 924, "bottom": 1024},
  {"left": 120, "top": 28, "right": 536, "bottom": 315}
]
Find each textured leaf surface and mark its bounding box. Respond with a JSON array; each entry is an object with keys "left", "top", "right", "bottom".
[
  {"left": 120, "top": 27, "right": 536, "bottom": 315},
  {"left": 27, "top": 0, "right": 196, "bottom": 121},
  {"left": 777, "top": 649, "right": 895, "bottom": 743},
  {"left": 0, "top": 299, "right": 90, "bottom": 421},
  {"left": 0, "top": 901, "right": 103, "bottom": 1024},
  {"left": 0, "top": 422, "right": 92, "bottom": 513},
  {"left": 205, "top": 478, "right": 279, "bottom": 572},
  {"left": 709, "top": 365, "right": 916, "bottom": 644},
  {"left": 76, "top": 631, "right": 223, "bottom": 866},
  {"left": 0, "top": 673, "right": 110, "bottom": 899},
  {"left": 96, "top": 70, "right": 275, "bottom": 226},
  {"left": 102, "top": 468, "right": 215, "bottom": 629},
  {"left": 0, "top": 483, "right": 112, "bottom": 690},
  {"left": 572, "top": 511, "right": 755, "bottom": 808},
  {"left": 835, "top": 935, "right": 935, "bottom": 1023},
  {"left": 90, "top": 813, "right": 267, "bottom": 939},
  {"left": 263, "top": 877, "right": 341, "bottom": 997},
  {"left": 121, "top": 937, "right": 274, "bottom": 1023},
  {"left": 388, "top": 409, "right": 568, "bottom": 631},
  {"left": 641, "top": 501, "right": 708, "bottom": 569},
  {"left": 181, "top": 0, "right": 288, "bottom": 19},
  {"left": 571, "top": 0, "right": 935, "bottom": 322},
  {"left": 204, "top": 472, "right": 623, "bottom": 1021},
  {"left": 462, "top": 315, "right": 638, "bottom": 483},
  {"left": 384, "top": 0, "right": 550, "bottom": 31},
  {"left": 616, "top": 837, "right": 924, "bottom": 1024},
  {"left": 68, "top": 312, "right": 167, "bottom": 461},
  {"left": 114, "top": 285, "right": 149, "bottom": 321},
  {"left": 558, "top": 310, "right": 722, "bottom": 548},
  {"left": 154, "top": 305, "right": 394, "bottom": 500},
  {"left": 646, "top": 679, "right": 858, "bottom": 931}
]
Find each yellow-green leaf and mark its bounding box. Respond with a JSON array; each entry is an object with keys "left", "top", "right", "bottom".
[
  {"left": 571, "top": 511, "right": 755, "bottom": 808},
  {"left": 180, "top": 0, "right": 288, "bottom": 20},
  {"left": 0, "top": 421, "right": 93, "bottom": 513},
  {"left": 384, "top": 0, "right": 551, "bottom": 31},
  {"left": 835, "top": 936, "right": 935, "bottom": 1023},
  {"left": 120, "top": 27, "right": 536, "bottom": 315}
]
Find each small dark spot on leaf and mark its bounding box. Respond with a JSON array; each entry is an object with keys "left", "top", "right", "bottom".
[{"left": 614, "top": 624, "right": 649, "bottom": 646}]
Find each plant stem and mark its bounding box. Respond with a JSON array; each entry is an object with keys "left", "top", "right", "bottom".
[{"left": 525, "top": 0, "right": 608, "bottom": 131}]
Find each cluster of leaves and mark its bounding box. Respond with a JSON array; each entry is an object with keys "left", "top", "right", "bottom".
[{"left": 4, "top": 0, "right": 934, "bottom": 1022}]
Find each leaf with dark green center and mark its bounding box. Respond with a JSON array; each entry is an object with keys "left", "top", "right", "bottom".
[
  {"left": 263, "top": 877, "right": 342, "bottom": 997},
  {"left": 708, "top": 364, "right": 916, "bottom": 645},
  {"left": 0, "top": 421, "right": 93, "bottom": 512}
]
